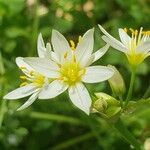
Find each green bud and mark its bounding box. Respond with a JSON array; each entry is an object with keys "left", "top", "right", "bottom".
[
  {"left": 95, "top": 92, "right": 119, "bottom": 106},
  {"left": 92, "top": 92, "right": 122, "bottom": 120},
  {"left": 144, "top": 138, "right": 150, "bottom": 150},
  {"left": 93, "top": 98, "right": 107, "bottom": 112},
  {"left": 108, "top": 65, "right": 126, "bottom": 97}
]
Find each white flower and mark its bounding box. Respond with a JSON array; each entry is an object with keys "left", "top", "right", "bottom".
[
  {"left": 99, "top": 25, "right": 150, "bottom": 65},
  {"left": 3, "top": 34, "right": 52, "bottom": 111},
  {"left": 24, "top": 28, "right": 114, "bottom": 114}
]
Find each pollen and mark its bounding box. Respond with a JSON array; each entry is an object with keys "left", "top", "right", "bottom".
[
  {"left": 60, "top": 61, "right": 85, "bottom": 85},
  {"left": 70, "top": 40, "right": 76, "bottom": 50}
]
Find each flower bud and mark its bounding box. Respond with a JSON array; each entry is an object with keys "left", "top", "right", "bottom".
[
  {"left": 108, "top": 65, "right": 125, "bottom": 97},
  {"left": 93, "top": 98, "right": 107, "bottom": 112},
  {"left": 144, "top": 138, "right": 150, "bottom": 150},
  {"left": 92, "top": 92, "right": 122, "bottom": 119}
]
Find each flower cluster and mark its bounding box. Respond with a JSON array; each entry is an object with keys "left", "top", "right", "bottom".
[{"left": 4, "top": 25, "right": 150, "bottom": 115}]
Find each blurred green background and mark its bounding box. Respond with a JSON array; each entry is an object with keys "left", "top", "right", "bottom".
[{"left": 0, "top": 0, "right": 150, "bottom": 149}]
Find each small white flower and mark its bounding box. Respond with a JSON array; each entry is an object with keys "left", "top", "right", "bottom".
[
  {"left": 3, "top": 34, "right": 52, "bottom": 111},
  {"left": 24, "top": 28, "right": 114, "bottom": 114},
  {"left": 99, "top": 25, "right": 150, "bottom": 65}
]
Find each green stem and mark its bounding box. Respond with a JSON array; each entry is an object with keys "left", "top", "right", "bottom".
[
  {"left": 143, "top": 85, "right": 150, "bottom": 98},
  {"left": 124, "top": 67, "right": 136, "bottom": 107},
  {"left": 29, "top": 0, "right": 39, "bottom": 56},
  {"left": 0, "top": 100, "right": 7, "bottom": 128},
  {"left": 114, "top": 118, "right": 142, "bottom": 150},
  {"left": 28, "top": 111, "right": 85, "bottom": 126},
  {"left": 51, "top": 132, "right": 97, "bottom": 150}
]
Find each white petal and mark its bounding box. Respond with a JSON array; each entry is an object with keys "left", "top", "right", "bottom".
[
  {"left": 98, "top": 25, "right": 128, "bottom": 53},
  {"left": 136, "top": 40, "right": 150, "bottom": 53},
  {"left": 51, "top": 30, "right": 72, "bottom": 62},
  {"left": 75, "top": 28, "right": 94, "bottom": 67},
  {"left": 45, "top": 43, "right": 52, "bottom": 59},
  {"left": 91, "top": 44, "right": 109, "bottom": 64},
  {"left": 50, "top": 51, "right": 60, "bottom": 63},
  {"left": 16, "top": 57, "right": 33, "bottom": 72},
  {"left": 118, "top": 28, "right": 131, "bottom": 48},
  {"left": 68, "top": 83, "right": 91, "bottom": 115},
  {"left": 17, "top": 91, "right": 39, "bottom": 111},
  {"left": 4, "top": 84, "right": 37, "bottom": 100},
  {"left": 82, "top": 66, "right": 114, "bottom": 83},
  {"left": 37, "top": 33, "right": 46, "bottom": 58},
  {"left": 24, "top": 57, "right": 60, "bottom": 78},
  {"left": 102, "top": 35, "right": 128, "bottom": 53},
  {"left": 38, "top": 80, "right": 68, "bottom": 99},
  {"left": 82, "top": 55, "right": 95, "bottom": 67}
]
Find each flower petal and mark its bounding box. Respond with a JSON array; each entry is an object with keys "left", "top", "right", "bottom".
[
  {"left": 91, "top": 44, "right": 109, "bottom": 64},
  {"left": 37, "top": 33, "right": 46, "bottom": 57},
  {"left": 51, "top": 30, "right": 72, "bottom": 62},
  {"left": 3, "top": 84, "right": 37, "bottom": 100},
  {"left": 16, "top": 57, "right": 33, "bottom": 73},
  {"left": 50, "top": 51, "right": 60, "bottom": 63},
  {"left": 82, "top": 66, "right": 114, "bottom": 83},
  {"left": 98, "top": 25, "right": 128, "bottom": 53},
  {"left": 102, "top": 35, "right": 128, "bottom": 53},
  {"left": 45, "top": 43, "right": 52, "bottom": 59},
  {"left": 75, "top": 28, "right": 94, "bottom": 67},
  {"left": 17, "top": 91, "right": 39, "bottom": 111},
  {"left": 118, "top": 28, "right": 131, "bottom": 48},
  {"left": 38, "top": 80, "right": 68, "bottom": 99},
  {"left": 24, "top": 57, "right": 60, "bottom": 78},
  {"left": 136, "top": 40, "right": 150, "bottom": 53},
  {"left": 68, "top": 83, "right": 91, "bottom": 115}
]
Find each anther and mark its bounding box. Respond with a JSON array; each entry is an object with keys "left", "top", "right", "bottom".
[
  {"left": 70, "top": 40, "right": 75, "bottom": 50},
  {"left": 78, "top": 36, "right": 82, "bottom": 43},
  {"left": 20, "top": 76, "right": 27, "bottom": 80},
  {"left": 64, "top": 52, "right": 68, "bottom": 59},
  {"left": 20, "top": 82, "right": 28, "bottom": 87},
  {"left": 124, "top": 28, "right": 128, "bottom": 33},
  {"left": 20, "top": 66, "right": 26, "bottom": 70}
]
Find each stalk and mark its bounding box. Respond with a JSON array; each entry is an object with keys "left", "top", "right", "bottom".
[{"left": 114, "top": 118, "right": 142, "bottom": 150}]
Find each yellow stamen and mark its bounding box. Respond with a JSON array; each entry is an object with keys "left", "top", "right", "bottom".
[
  {"left": 70, "top": 40, "right": 75, "bottom": 50},
  {"left": 73, "top": 55, "right": 76, "bottom": 63},
  {"left": 57, "top": 63, "right": 62, "bottom": 68},
  {"left": 20, "top": 66, "right": 26, "bottom": 70},
  {"left": 124, "top": 28, "right": 127, "bottom": 33},
  {"left": 64, "top": 52, "right": 68, "bottom": 59},
  {"left": 123, "top": 27, "right": 150, "bottom": 65},
  {"left": 78, "top": 36, "right": 82, "bottom": 43},
  {"left": 60, "top": 61, "right": 85, "bottom": 85},
  {"left": 20, "top": 82, "right": 28, "bottom": 87},
  {"left": 30, "top": 71, "right": 34, "bottom": 76},
  {"left": 20, "top": 76, "right": 27, "bottom": 80}
]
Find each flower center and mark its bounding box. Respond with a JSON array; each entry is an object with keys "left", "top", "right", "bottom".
[
  {"left": 126, "top": 53, "right": 147, "bottom": 66},
  {"left": 124, "top": 27, "right": 150, "bottom": 65},
  {"left": 19, "top": 67, "right": 45, "bottom": 87},
  {"left": 58, "top": 36, "right": 85, "bottom": 85},
  {"left": 124, "top": 27, "right": 150, "bottom": 49},
  {"left": 59, "top": 61, "right": 85, "bottom": 85}
]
